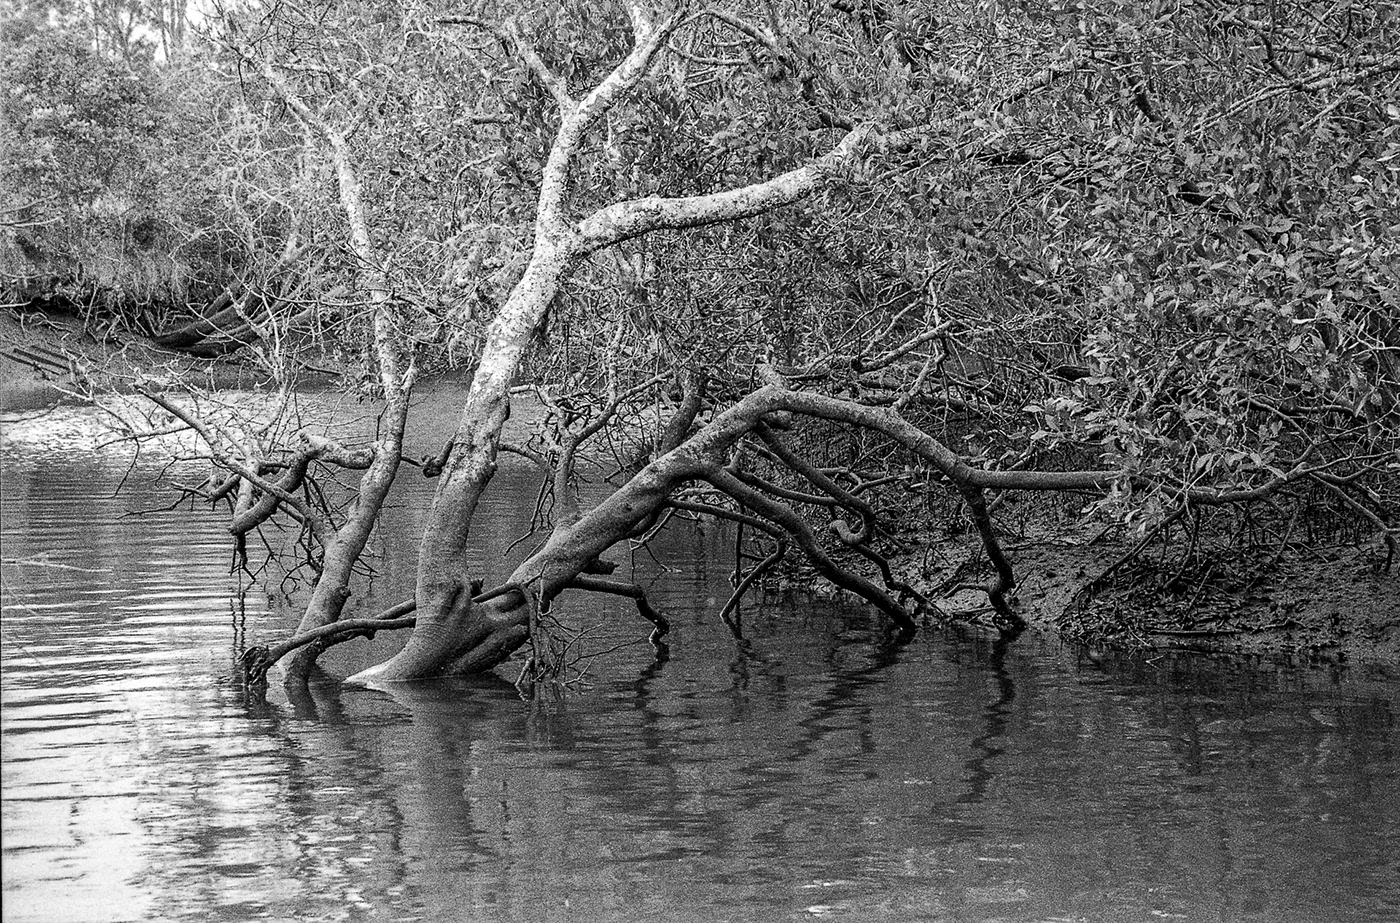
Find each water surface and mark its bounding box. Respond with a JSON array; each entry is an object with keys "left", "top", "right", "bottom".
[{"left": 3, "top": 397, "right": 1397, "bottom": 922}]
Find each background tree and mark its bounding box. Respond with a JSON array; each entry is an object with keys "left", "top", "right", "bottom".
[{"left": 1, "top": 1, "right": 252, "bottom": 332}]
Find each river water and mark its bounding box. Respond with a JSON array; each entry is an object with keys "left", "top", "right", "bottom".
[{"left": 2, "top": 393, "right": 1398, "bottom": 923}]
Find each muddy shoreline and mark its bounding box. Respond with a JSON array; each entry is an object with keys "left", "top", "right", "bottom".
[
  {"left": 909, "top": 536, "right": 1399, "bottom": 669},
  {"left": 0, "top": 309, "right": 271, "bottom": 411}
]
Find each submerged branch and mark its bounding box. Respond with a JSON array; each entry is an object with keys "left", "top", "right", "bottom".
[
  {"left": 719, "top": 539, "right": 787, "bottom": 622},
  {"left": 241, "top": 598, "right": 418, "bottom": 684}
]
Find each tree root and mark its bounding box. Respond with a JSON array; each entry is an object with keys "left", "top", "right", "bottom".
[{"left": 243, "top": 580, "right": 537, "bottom": 685}]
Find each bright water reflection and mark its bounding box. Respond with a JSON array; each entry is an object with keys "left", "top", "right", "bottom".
[{"left": 2, "top": 399, "right": 1398, "bottom": 923}]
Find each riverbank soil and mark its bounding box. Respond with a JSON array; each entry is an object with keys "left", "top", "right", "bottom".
[
  {"left": 1011, "top": 539, "right": 1398, "bottom": 665},
  {"left": 0, "top": 307, "right": 277, "bottom": 411},
  {"left": 894, "top": 523, "right": 1398, "bottom": 667}
]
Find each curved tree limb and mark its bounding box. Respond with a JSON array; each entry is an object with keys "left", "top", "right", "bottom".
[
  {"left": 719, "top": 539, "right": 787, "bottom": 624},
  {"left": 707, "top": 468, "right": 916, "bottom": 634},
  {"left": 755, "top": 421, "right": 876, "bottom": 521},
  {"left": 828, "top": 518, "right": 936, "bottom": 618},
  {"left": 668, "top": 496, "right": 788, "bottom": 539},
  {"left": 564, "top": 575, "right": 670, "bottom": 645},
  {"left": 241, "top": 598, "right": 418, "bottom": 684}
]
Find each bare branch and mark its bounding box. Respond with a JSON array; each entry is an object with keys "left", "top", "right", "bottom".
[
  {"left": 719, "top": 539, "right": 786, "bottom": 622},
  {"left": 755, "top": 422, "right": 875, "bottom": 520},
  {"left": 564, "top": 575, "right": 670, "bottom": 644},
  {"left": 578, "top": 126, "right": 873, "bottom": 250},
  {"left": 241, "top": 598, "right": 418, "bottom": 684},
  {"left": 136, "top": 386, "right": 321, "bottom": 527},
  {"left": 707, "top": 468, "right": 915, "bottom": 633}
]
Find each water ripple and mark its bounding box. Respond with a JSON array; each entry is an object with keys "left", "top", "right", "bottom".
[{"left": 4, "top": 403, "right": 1399, "bottom": 923}]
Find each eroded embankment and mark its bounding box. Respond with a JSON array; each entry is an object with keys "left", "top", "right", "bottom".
[
  {"left": 890, "top": 533, "right": 1399, "bottom": 668},
  {"left": 0, "top": 309, "right": 284, "bottom": 411}
]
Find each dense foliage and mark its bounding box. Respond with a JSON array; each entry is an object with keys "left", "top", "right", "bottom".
[
  {"left": 525, "top": 0, "right": 1400, "bottom": 561},
  {"left": 0, "top": 19, "right": 243, "bottom": 329}
]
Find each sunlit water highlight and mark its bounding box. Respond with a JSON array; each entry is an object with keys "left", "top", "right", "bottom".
[{"left": 3, "top": 395, "right": 1397, "bottom": 922}]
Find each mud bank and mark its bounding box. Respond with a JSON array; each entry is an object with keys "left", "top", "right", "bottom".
[
  {"left": 891, "top": 533, "right": 1399, "bottom": 669},
  {"left": 0, "top": 309, "right": 311, "bottom": 411}
]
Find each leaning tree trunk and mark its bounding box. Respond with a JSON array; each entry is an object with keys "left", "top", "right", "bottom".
[
  {"left": 346, "top": 4, "right": 684, "bottom": 683},
  {"left": 282, "top": 385, "right": 410, "bottom": 682},
  {"left": 350, "top": 237, "right": 579, "bottom": 682},
  {"left": 253, "top": 53, "right": 416, "bottom": 682},
  {"left": 349, "top": 381, "right": 761, "bottom": 685}
]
